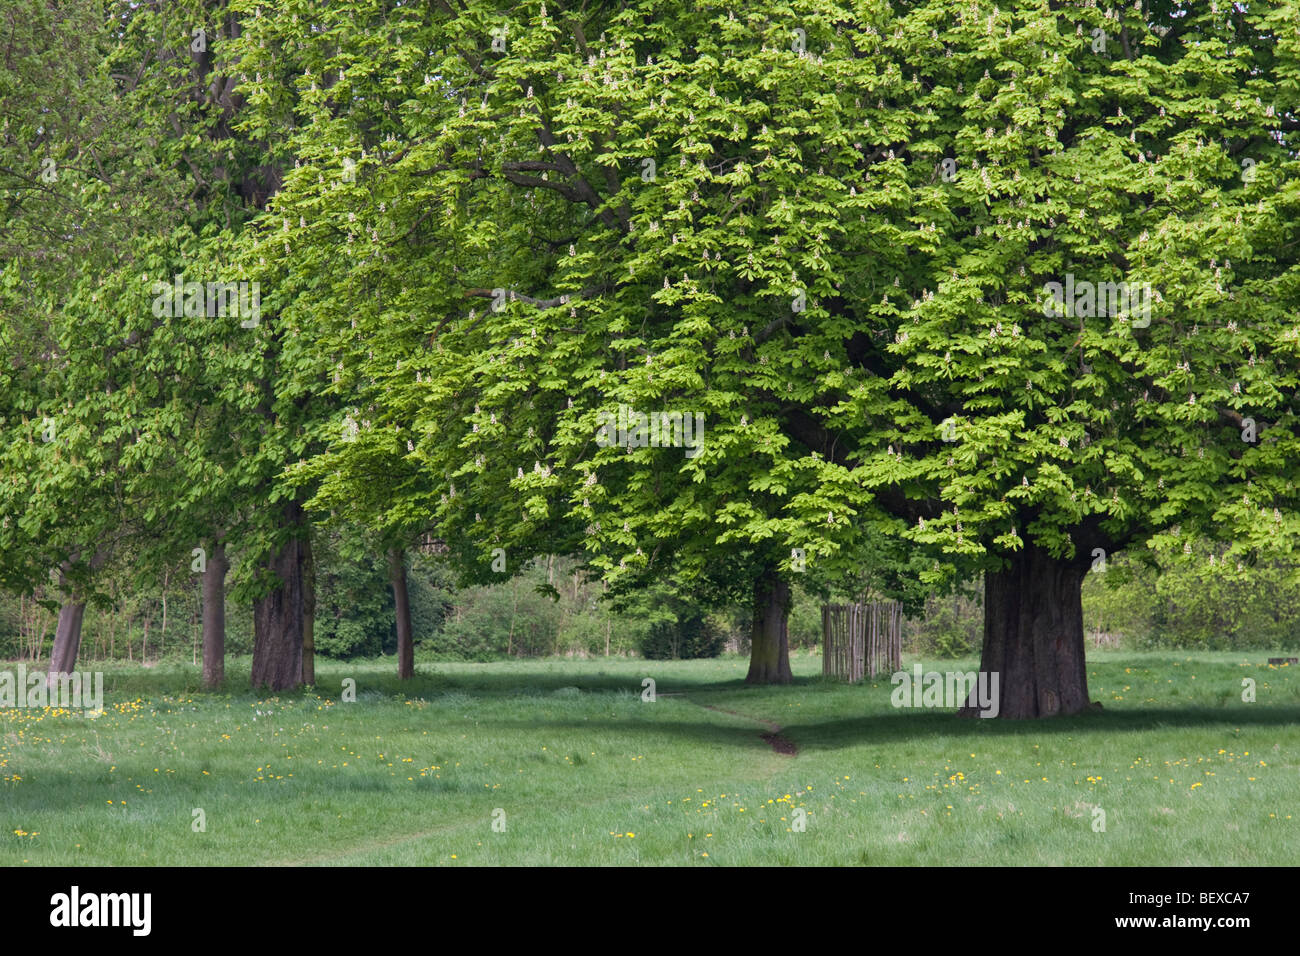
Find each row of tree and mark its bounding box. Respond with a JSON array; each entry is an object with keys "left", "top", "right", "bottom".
[
  {"left": 2, "top": 0, "right": 1297, "bottom": 716},
  {"left": 7, "top": 532, "right": 1291, "bottom": 667}
]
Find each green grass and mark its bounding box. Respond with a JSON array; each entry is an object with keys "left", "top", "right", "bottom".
[{"left": 2, "top": 650, "right": 1296, "bottom": 865}]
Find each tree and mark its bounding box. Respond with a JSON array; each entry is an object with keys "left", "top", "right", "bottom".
[
  {"left": 0, "top": 0, "right": 358, "bottom": 692},
  {"left": 0, "top": 0, "right": 196, "bottom": 681},
  {"left": 90, "top": 0, "right": 342, "bottom": 691},
  {"left": 194, "top": 0, "right": 1300, "bottom": 713}
]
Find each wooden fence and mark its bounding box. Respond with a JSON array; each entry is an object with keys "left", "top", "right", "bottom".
[{"left": 821, "top": 601, "right": 903, "bottom": 681}]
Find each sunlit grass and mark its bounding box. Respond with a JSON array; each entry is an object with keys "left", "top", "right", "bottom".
[{"left": 1, "top": 651, "right": 1295, "bottom": 864}]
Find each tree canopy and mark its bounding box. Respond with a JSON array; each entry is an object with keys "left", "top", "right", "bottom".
[{"left": 2, "top": 0, "right": 1297, "bottom": 711}]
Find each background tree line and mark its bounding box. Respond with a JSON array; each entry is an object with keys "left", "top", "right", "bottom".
[{"left": 3, "top": 533, "right": 1294, "bottom": 665}]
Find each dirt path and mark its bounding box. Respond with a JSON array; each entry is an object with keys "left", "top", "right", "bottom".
[
  {"left": 271, "top": 817, "right": 483, "bottom": 867},
  {"left": 690, "top": 701, "right": 798, "bottom": 756}
]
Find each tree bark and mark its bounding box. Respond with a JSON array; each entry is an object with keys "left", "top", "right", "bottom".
[
  {"left": 301, "top": 534, "right": 316, "bottom": 686},
  {"left": 507, "top": 578, "right": 517, "bottom": 657},
  {"left": 745, "top": 567, "right": 793, "bottom": 684},
  {"left": 251, "top": 504, "right": 307, "bottom": 691},
  {"left": 47, "top": 599, "right": 88, "bottom": 680},
  {"left": 962, "top": 543, "right": 1092, "bottom": 719},
  {"left": 46, "top": 552, "right": 105, "bottom": 682},
  {"left": 389, "top": 547, "right": 414, "bottom": 680},
  {"left": 202, "top": 541, "right": 228, "bottom": 690},
  {"left": 160, "top": 569, "right": 169, "bottom": 653}
]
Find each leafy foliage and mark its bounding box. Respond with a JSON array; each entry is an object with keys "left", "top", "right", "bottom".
[
  {"left": 4, "top": 0, "right": 1300, "bottom": 691},
  {"left": 233, "top": 0, "right": 1300, "bottom": 618},
  {"left": 641, "top": 608, "right": 726, "bottom": 660}
]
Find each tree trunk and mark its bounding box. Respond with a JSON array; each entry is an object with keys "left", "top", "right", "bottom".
[
  {"left": 745, "top": 567, "right": 793, "bottom": 684},
  {"left": 251, "top": 506, "right": 307, "bottom": 691},
  {"left": 302, "top": 534, "right": 316, "bottom": 686},
  {"left": 507, "top": 578, "right": 517, "bottom": 657},
  {"left": 161, "top": 568, "right": 169, "bottom": 651},
  {"left": 47, "top": 599, "right": 88, "bottom": 681},
  {"left": 388, "top": 547, "right": 414, "bottom": 679},
  {"left": 202, "top": 541, "right": 228, "bottom": 690},
  {"left": 963, "top": 543, "right": 1092, "bottom": 719},
  {"left": 46, "top": 553, "right": 104, "bottom": 681}
]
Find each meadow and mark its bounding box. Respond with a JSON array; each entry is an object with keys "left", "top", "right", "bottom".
[{"left": 2, "top": 651, "right": 1295, "bottom": 866}]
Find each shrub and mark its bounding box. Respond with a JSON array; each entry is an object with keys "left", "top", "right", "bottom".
[
  {"left": 905, "top": 589, "right": 981, "bottom": 659},
  {"left": 311, "top": 549, "right": 393, "bottom": 659},
  {"left": 787, "top": 587, "right": 823, "bottom": 650},
  {"left": 640, "top": 610, "right": 725, "bottom": 660}
]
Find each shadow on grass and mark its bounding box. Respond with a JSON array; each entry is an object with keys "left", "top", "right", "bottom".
[
  {"left": 95, "top": 664, "right": 757, "bottom": 701},
  {"left": 91, "top": 652, "right": 1294, "bottom": 699},
  {"left": 62, "top": 663, "right": 1300, "bottom": 757},
  {"left": 337, "top": 702, "right": 1300, "bottom": 758},
  {"left": 7, "top": 708, "right": 1296, "bottom": 822},
  {"left": 776, "top": 704, "right": 1300, "bottom": 751}
]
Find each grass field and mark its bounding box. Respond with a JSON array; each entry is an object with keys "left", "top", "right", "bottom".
[{"left": 2, "top": 651, "right": 1296, "bottom": 865}]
